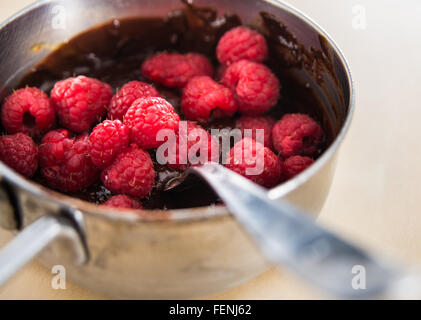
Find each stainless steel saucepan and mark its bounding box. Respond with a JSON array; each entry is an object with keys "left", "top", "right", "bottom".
[{"left": 1, "top": 0, "right": 411, "bottom": 299}]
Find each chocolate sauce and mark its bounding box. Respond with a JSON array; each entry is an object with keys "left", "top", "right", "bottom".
[{"left": 12, "top": 3, "right": 338, "bottom": 210}]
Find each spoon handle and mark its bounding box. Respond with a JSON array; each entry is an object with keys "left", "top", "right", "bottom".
[{"left": 191, "top": 163, "right": 405, "bottom": 299}]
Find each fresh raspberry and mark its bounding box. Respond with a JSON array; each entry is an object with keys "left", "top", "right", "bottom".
[
  {"left": 283, "top": 156, "right": 314, "bottom": 180},
  {"left": 51, "top": 76, "right": 112, "bottom": 133},
  {"left": 236, "top": 115, "right": 276, "bottom": 149},
  {"left": 1, "top": 88, "right": 55, "bottom": 137},
  {"left": 181, "top": 76, "right": 237, "bottom": 123},
  {"left": 224, "top": 137, "right": 282, "bottom": 188},
  {"left": 161, "top": 121, "right": 220, "bottom": 170},
  {"left": 39, "top": 129, "right": 99, "bottom": 192},
  {"left": 103, "top": 195, "right": 143, "bottom": 209},
  {"left": 101, "top": 144, "right": 155, "bottom": 198},
  {"left": 272, "top": 114, "right": 323, "bottom": 158},
  {"left": 108, "top": 81, "right": 160, "bottom": 121},
  {"left": 217, "top": 26, "right": 268, "bottom": 66},
  {"left": 124, "top": 97, "right": 180, "bottom": 149},
  {"left": 89, "top": 120, "right": 130, "bottom": 170},
  {"left": 0, "top": 133, "right": 38, "bottom": 178},
  {"left": 221, "top": 60, "right": 280, "bottom": 115},
  {"left": 141, "top": 53, "right": 213, "bottom": 88}
]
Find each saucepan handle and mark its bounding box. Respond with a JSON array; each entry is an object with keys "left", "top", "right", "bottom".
[
  {"left": 0, "top": 206, "right": 89, "bottom": 287},
  {"left": 191, "top": 163, "right": 421, "bottom": 299}
]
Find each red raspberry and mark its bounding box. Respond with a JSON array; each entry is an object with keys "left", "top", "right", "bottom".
[
  {"left": 89, "top": 120, "right": 130, "bottom": 170},
  {"left": 101, "top": 144, "right": 155, "bottom": 198},
  {"left": 160, "top": 121, "right": 220, "bottom": 170},
  {"left": 224, "top": 137, "right": 282, "bottom": 188},
  {"left": 181, "top": 76, "right": 237, "bottom": 123},
  {"left": 39, "top": 129, "right": 99, "bottom": 192},
  {"left": 1, "top": 88, "right": 55, "bottom": 137},
  {"left": 236, "top": 115, "right": 276, "bottom": 149},
  {"left": 221, "top": 60, "right": 280, "bottom": 115},
  {"left": 103, "top": 195, "right": 143, "bottom": 209},
  {"left": 51, "top": 76, "right": 112, "bottom": 133},
  {"left": 108, "top": 81, "right": 160, "bottom": 121},
  {"left": 0, "top": 133, "right": 38, "bottom": 178},
  {"left": 272, "top": 114, "right": 323, "bottom": 158},
  {"left": 124, "top": 97, "right": 180, "bottom": 149},
  {"left": 217, "top": 26, "right": 268, "bottom": 66},
  {"left": 141, "top": 53, "right": 213, "bottom": 88},
  {"left": 283, "top": 156, "right": 314, "bottom": 180}
]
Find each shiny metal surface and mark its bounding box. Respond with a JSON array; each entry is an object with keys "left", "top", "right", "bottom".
[
  {"left": 0, "top": 0, "right": 355, "bottom": 298},
  {"left": 0, "top": 211, "right": 88, "bottom": 286},
  {"left": 190, "top": 164, "right": 399, "bottom": 299}
]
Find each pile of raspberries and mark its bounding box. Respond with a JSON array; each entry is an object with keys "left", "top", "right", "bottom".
[{"left": 0, "top": 26, "right": 323, "bottom": 210}]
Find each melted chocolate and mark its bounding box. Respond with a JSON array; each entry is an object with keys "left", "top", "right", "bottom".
[{"left": 12, "top": 3, "right": 338, "bottom": 210}]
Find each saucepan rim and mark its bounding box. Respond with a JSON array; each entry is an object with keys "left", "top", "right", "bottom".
[{"left": 0, "top": 0, "right": 355, "bottom": 223}]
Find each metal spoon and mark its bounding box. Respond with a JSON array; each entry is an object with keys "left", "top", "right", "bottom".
[{"left": 165, "top": 163, "right": 421, "bottom": 299}]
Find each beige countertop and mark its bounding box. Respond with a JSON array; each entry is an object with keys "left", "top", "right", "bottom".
[{"left": 1, "top": 0, "right": 421, "bottom": 299}]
